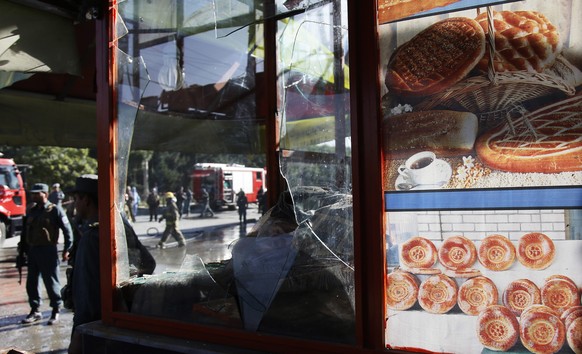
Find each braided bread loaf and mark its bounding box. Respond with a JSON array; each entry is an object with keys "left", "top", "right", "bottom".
[{"left": 475, "top": 11, "right": 562, "bottom": 73}]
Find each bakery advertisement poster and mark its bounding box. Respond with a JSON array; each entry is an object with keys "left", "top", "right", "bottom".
[
  {"left": 384, "top": 215, "right": 582, "bottom": 353},
  {"left": 380, "top": 0, "right": 582, "bottom": 192},
  {"left": 380, "top": 1, "right": 582, "bottom": 353}
]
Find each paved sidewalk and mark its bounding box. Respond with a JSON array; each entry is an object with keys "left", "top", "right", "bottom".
[
  {"left": 0, "top": 206, "right": 259, "bottom": 353},
  {"left": 0, "top": 237, "right": 71, "bottom": 354}
]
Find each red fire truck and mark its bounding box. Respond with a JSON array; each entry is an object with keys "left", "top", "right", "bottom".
[
  {"left": 191, "top": 163, "right": 266, "bottom": 210},
  {"left": 0, "top": 155, "right": 27, "bottom": 245}
]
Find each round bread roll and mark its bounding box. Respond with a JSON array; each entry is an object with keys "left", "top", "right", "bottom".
[
  {"left": 386, "top": 270, "right": 420, "bottom": 311},
  {"left": 458, "top": 276, "right": 499, "bottom": 316},
  {"left": 546, "top": 274, "right": 577, "bottom": 289},
  {"left": 477, "top": 305, "right": 519, "bottom": 351},
  {"left": 400, "top": 236, "right": 438, "bottom": 269},
  {"left": 521, "top": 304, "right": 560, "bottom": 321},
  {"left": 541, "top": 278, "right": 580, "bottom": 316},
  {"left": 563, "top": 306, "right": 582, "bottom": 334},
  {"left": 516, "top": 232, "right": 555, "bottom": 270},
  {"left": 438, "top": 235, "right": 477, "bottom": 270},
  {"left": 386, "top": 17, "right": 485, "bottom": 96},
  {"left": 475, "top": 11, "right": 561, "bottom": 73},
  {"left": 503, "top": 279, "right": 541, "bottom": 316},
  {"left": 567, "top": 316, "right": 582, "bottom": 354},
  {"left": 443, "top": 267, "right": 481, "bottom": 279},
  {"left": 478, "top": 234, "right": 516, "bottom": 271},
  {"left": 418, "top": 274, "right": 458, "bottom": 314},
  {"left": 520, "top": 305, "right": 565, "bottom": 354}
]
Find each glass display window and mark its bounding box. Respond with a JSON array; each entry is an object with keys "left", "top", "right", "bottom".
[{"left": 106, "top": 0, "right": 355, "bottom": 346}]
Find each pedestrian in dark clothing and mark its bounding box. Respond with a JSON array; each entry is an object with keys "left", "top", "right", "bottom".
[
  {"left": 183, "top": 188, "right": 193, "bottom": 217},
  {"left": 256, "top": 186, "right": 264, "bottom": 215},
  {"left": 175, "top": 187, "right": 185, "bottom": 219},
  {"left": 158, "top": 192, "right": 186, "bottom": 248},
  {"left": 146, "top": 189, "right": 160, "bottom": 222},
  {"left": 67, "top": 174, "right": 100, "bottom": 354},
  {"left": 236, "top": 189, "right": 248, "bottom": 223},
  {"left": 20, "top": 183, "right": 73, "bottom": 325}
]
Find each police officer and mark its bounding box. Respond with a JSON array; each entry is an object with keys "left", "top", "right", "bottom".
[{"left": 21, "top": 183, "right": 73, "bottom": 325}]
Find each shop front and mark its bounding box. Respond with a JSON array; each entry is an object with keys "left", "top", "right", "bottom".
[{"left": 84, "top": 0, "right": 581, "bottom": 353}]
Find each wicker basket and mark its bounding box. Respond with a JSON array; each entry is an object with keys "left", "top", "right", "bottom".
[{"left": 414, "top": 7, "right": 582, "bottom": 131}]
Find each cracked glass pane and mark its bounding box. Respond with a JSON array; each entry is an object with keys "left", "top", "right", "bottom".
[
  {"left": 276, "top": 0, "right": 355, "bottom": 343},
  {"left": 111, "top": 0, "right": 354, "bottom": 343}
]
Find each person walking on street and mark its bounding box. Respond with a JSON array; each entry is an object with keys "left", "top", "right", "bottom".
[
  {"left": 20, "top": 183, "right": 73, "bottom": 325},
  {"left": 236, "top": 189, "right": 248, "bottom": 223},
  {"left": 48, "top": 183, "right": 65, "bottom": 207},
  {"left": 183, "top": 188, "right": 193, "bottom": 217},
  {"left": 125, "top": 186, "right": 135, "bottom": 222},
  {"left": 175, "top": 186, "right": 185, "bottom": 219},
  {"left": 131, "top": 186, "right": 140, "bottom": 219},
  {"left": 67, "top": 174, "right": 100, "bottom": 354},
  {"left": 256, "top": 186, "right": 264, "bottom": 215},
  {"left": 199, "top": 188, "right": 215, "bottom": 218},
  {"left": 146, "top": 189, "right": 160, "bottom": 222},
  {"left": 157, "top": 192, "right": 186, "bottom": 248}
]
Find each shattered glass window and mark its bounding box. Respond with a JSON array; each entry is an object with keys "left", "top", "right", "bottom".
[
  {"left": 276, "top": 0, "right": 355, "bottom": 343},
  {"left": 111, "top": 0, "right": 354, "bottom": 344}
]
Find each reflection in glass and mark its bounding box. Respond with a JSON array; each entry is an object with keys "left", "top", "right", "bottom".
[
  {"left": 110, "top": 0, "right": 354, "bottom": 344},
  {"left": 276, "top": 0, "right": 355, "bottom": 343}
]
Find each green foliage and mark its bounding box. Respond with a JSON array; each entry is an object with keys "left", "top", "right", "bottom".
[{"left": 0, "top": 146, "right": 98, "bottom": 192}]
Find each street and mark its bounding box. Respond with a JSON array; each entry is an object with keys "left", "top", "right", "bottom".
[{"left": 0, "top": 205, "right": 262, "bottom": 354}]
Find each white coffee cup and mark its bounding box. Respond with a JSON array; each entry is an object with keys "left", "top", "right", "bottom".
[{"left": 397, "top": 151, "right": 438, "bottom": 185}]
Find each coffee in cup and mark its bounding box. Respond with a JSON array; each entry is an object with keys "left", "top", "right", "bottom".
[{"left": 398, "top": 151, "right": 438, "bottom": 185}]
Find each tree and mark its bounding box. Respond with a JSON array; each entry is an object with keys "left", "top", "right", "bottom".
[{"left": 0, "top": 146, "right": 98, "bottom": 192}]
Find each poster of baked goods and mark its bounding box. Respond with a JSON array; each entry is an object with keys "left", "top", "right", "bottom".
[
  {"left": 380, "top": 0, "right": 582, "bottom": 191},
  {"left": 377, "top": 0, "right": 516, "bottom": 24},
  {"left": 384, "top": 223, "right": 582, "bottom": 353}
]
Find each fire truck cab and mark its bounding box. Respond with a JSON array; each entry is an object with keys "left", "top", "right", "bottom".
[
  {"left": 0, "top": 155, "right": 27, "bottom": 245},
  {"left": 192, "top": 163, "right": 266, "bottom": 210}
]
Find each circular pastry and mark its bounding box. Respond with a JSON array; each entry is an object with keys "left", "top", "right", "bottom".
[
  {"left": 438, "top": 235, "right": 477, "bottom": 270},
  {"left": 541, "top": 278, "right": 580, "bottom": 316},
  {"left": 562, "top": 306, "right": 582, "bottom": 333},
  {"left": 418, "top": 274, "right": 458, "bottom": 314},
  {"left": 458, "top": 276, "right": 499, "bottom": 316},
  {"left": 503, "top": 279, "right": 541, "bottom": 316},
  {"left": 400, "top": 265, "right": 442, "bottom": 275},
  {"left": 444, "top": 267, "right": 481, "bottom": 279},
  {"left": 386, "top": 270, "right": 420, "bottom": 311},
  {"left": 477, "top": 305, "right": 519, "bottom": 351},
  {"left": 478, "top": 234, "right": 516, "bottom": 271},
  {"left": 400, "top": 236, "right": 438, "bottom": 269},
  {"left": 521, "top": 304, "right": 560, "bottom": 321},
  {"left": 520, "top": 305, "right": 565, "bottom": 354},
  {"left": 517, "top": 232, "right": 555, "bottom": 270},
  {"left": 566, "top": 316, "right": 582, "bottom": 354},
  {"left": 546, "top": 274, "right": 577, "bottom": 289}
]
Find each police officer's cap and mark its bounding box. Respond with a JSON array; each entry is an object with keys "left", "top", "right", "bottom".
[
  {"left": 70, "top": 174, "right": 98, "bottom": 197},
  {"left": 30, "top": 183, "right": 49, "bottom": 194}
]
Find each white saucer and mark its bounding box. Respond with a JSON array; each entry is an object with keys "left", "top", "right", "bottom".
[{"left": 394, "top": 159, "right": 452, "bottom": 191}]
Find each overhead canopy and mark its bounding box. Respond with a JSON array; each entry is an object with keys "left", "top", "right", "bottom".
[{"left": 0, "top": 0, "right": 81, "bottom": 75}]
